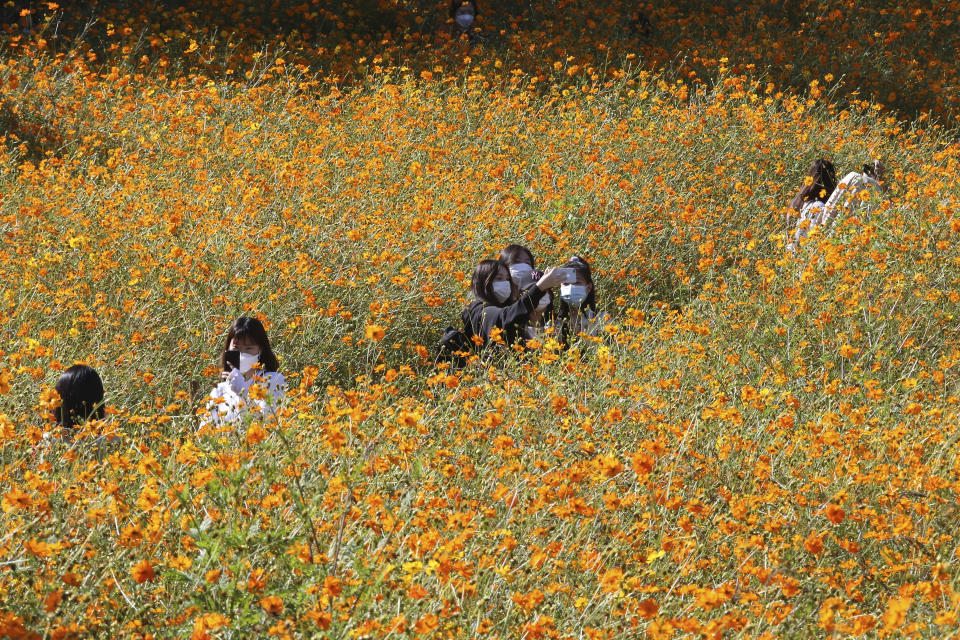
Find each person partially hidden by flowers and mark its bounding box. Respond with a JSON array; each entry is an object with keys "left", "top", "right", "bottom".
[
  {"left": 202, "top": 316, "right": 285, "bottom": 427},
  {"left": 462, "top": 257, "right": 567, "bottom": 353},
  {"left": 450, "top": 0, "right": 478, "bottom": 37},
  {"left": 37, "top": 364, "right": 117, "bottom": 458},
  {"left": 551, "top": 255, "right": 610, "bottom": 347},
  {"left": 787, "top": 158, "right": 838, "bottom": 251},
  {"left": 53, "top": 364, "right": 105, "bottom": 432}
]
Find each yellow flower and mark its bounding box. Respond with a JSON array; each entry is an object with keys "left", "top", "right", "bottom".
[{"left": 365, "top": 324, "right": 385, "bottom": 341}]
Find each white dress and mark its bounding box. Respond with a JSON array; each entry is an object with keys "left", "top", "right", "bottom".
[
  {"left": 203, "top": 369, "right": 285, "bottom": 426},
  {"left": 788, "top": 200, "right": 827, "bottom": 250},
  {"left": 822, "top": 171, "right": 883, "bottom": 221}
]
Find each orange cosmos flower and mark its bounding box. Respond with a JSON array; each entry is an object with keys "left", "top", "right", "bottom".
[
  {"left": 824, "top": 503, "right": 845, "bottom": 524},
  {"left": 881, "top": 597, "right": 912, "bottom": 632},
  {"left": 597, "top": 455, "right": 624, "bottom": 478},
  {"left": 803, "top": 532, "right": 824, "bottom": 555},
  {"left": 246, "top": 423, "right": 266, "bottom": 444},
  {"left": 38, "top": 387, "right": 61, "bottom": 412},
  {"left": 2, "top": 485, "right": 31, "bottom": 512},
  {"left": 260, "top": 595, "right": 283, "bottom": 615},
  {"left": 131, "top": 559, "right": 156, "bottom": 583},
  {"left": 413, "top": 613, "right": 439, "bottom": 634}
]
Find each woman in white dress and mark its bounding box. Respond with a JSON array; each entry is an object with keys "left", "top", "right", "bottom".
[
  {"left": 203, "top": 316, "right": 285, "bottom": 427},
  {"left": 821, "top": 160, "right": 886, "bottom": 223},
  {"left": 787, "top": 158, "right": 838, "bottom": 251}
]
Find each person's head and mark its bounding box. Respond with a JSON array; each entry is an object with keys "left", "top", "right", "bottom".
[
  {"left": 862, "top": 159, "right": 886, "bottom": 183},
  {"left": 54, "top": 365, "right": 105, "bottom": 428},
  {"left": 450, "top": 0, "right": 476, "bottom": 30},
  {"left": 471, "top": 259, "right": 514, "bottom": 305},
  {"left": 558, "top": 255, "right": 597, "bottom": 315},
  {"left": 789, "top": 158, "right": 837, "bottom": 211},
  {"left": 220, "top": 316, "right": 279, "bottom": 373},
  {"left": 499, "top": 244, "right": 537, "bottom": 289}
]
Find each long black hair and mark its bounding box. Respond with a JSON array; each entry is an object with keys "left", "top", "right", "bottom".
[
  {"left": 55, "top": 365, "right": 105, "bottom": 428},
  {"left": 556, "top": 255, "right": 597, "bottom": 318},
  {"left": 219, "top": 316, "right": 280, "bottom": 372},
  {"left": 498, "top": 244, "right": 536, "bottom": 269},
  {"left": 471, "top": 259, "right": 515, "bottom": 305},
  {"left": 861, "top": 159, "right": 885, "bottom": 181},
  {"left": 789, "top": 158, "right": 837, "bottom": 212}
]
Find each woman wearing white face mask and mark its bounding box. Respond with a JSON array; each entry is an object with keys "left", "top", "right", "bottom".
[
  {"left": 499, "top": 244, "right": 553, "bottom": 339},
  {"left": 462, "top": 259, "right": 566, "bottom": 352},
  {"left": 202, "top": 316, "right": 286, "bottom": 427},
  {"left": 554, "top": 256, "right": 609, "bottom": 346}
]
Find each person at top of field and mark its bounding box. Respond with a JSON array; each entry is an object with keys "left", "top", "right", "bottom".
[
  {"left": 450, "top": 0, "right": 477, "bottom": 36},
  {"left": 551, "top": 255, "right": 609, "bottom": 345},
  {"left": 787, "top": 158, "right": 838, "bottom": 251},
  {"left": 462, "top": 257, "right": 567, "bottom": 352},
  {"left": 499, "top": 244, "right": 553, "bottom": 340},
  {"left": 202, "top": 316, "right": 286, "bottom": 427}
]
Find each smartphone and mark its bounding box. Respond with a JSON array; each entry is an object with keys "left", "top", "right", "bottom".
[
  {"left": 557, "top": 268, "right": 577, "bottom": 284},
  {"left": 224, "top": 350, "right": 241, "bottom": 371}
]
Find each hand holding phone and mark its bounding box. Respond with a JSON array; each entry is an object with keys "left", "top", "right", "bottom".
[
  {"left": 537, "top": 267, "right": 569, "bottom": 290},
  {"left": 556, "top": 268, "right": 577, "bottom": 284},
  {"left": 224, "top": 350, "right": 241, "bottom": 371}
]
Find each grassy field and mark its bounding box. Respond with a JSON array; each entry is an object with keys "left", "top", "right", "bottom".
[{"left": 1, "top": 1, "right": 960, "bottom": 638}]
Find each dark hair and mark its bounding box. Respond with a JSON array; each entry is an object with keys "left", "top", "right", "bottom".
[
  {"left": 498, "top": 244, "right": 536, "bottom": 269},
  {"left": 220, "top": 316, "right": 280, "bottom": 373},
  {"left": 471, "top": 259, "right": 513, "bottom": 305},
  {"left": 861, "top": 159, "right": 885, "bottom": 181},
  {"left": 557, "top": 255, "right": 598, "bottom": 317},
  {"left": 788, "top": 158, "right": 837, "bottom": 212},
  {"left": 55, "top": 365, "right": 105, "bottom": 428}
]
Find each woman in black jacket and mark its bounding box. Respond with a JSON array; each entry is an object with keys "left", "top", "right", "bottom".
[{"left": 462, "top": 259, "right": 565, "bottom": 350}]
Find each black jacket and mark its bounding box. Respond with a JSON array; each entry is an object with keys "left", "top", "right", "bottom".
[{"left": 462, "top": 287, "right": 546, "bottom": 350}]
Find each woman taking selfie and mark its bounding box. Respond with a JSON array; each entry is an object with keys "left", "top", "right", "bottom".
[
  {"left": 463, "top": 258, "right": 566, "bottom": 352},
  {"left": 203, "top": 316, "right": 286, "bottom": 427},
  {"left": 498, "top": 244, "right": 553, "bottom": 339}
]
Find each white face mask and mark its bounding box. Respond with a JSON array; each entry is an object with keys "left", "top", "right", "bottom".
[
  {"left": 536, "top": 292, "right": 551, "bottom": 310},
  {"left": 455, "top": 8, "right": 475, "bottom": 29},
  {"left": 238, "top": 351, "right": 260, "bottom": 373},
  {"left": 560, "top": 284, "right": 588, "bottom": 307},
  {"left": 491, "top": 280, "right": 512, "bottom": 303},
  {"left": 509, "top": 263, "right": 534, "bottom": 287}
]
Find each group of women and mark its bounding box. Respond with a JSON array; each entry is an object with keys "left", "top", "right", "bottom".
[
  {"left": 463, "top": 245, "right": 607, "bottom": 351},
  {"left": 47, "top": 246, "right": 607, "bottom": 436},
  {"left": 48, "top": 155, "right": 890, "bottom": 436}
]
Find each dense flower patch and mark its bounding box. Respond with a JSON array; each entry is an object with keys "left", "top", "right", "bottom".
[{"left": 1, "top": 1, "right": 959, "bottom": 638}]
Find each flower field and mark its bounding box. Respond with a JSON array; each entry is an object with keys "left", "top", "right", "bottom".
[{"left": 1, "top": 0, "right": 960, "bottom": 637}]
